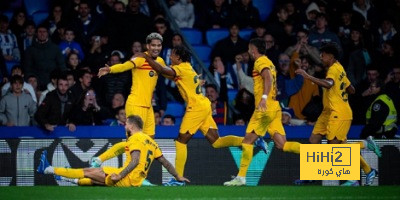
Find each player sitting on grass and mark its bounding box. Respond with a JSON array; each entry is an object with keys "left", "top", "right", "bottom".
[{"left": 37, "top": 115, "right": 189, "bottom": 186}]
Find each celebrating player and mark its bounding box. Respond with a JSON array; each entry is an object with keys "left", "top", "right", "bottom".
[
  {"left": 37, "top": 115, "right": 189, "bottom": 186},
  {"left": 224, "top": 38, "right": 303, "bottom": 186}
]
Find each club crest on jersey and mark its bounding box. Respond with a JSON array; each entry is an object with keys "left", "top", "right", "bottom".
[
  {"left": 149, "top": 70, "right": 155, "bottom": 77},
  {"left": 373, "top": 103, "right": 380, "bottom": 111}
]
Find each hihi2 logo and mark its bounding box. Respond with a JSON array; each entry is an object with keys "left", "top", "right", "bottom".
[{"left": 300, "top": 144, "right": 360, "bottom": 180}]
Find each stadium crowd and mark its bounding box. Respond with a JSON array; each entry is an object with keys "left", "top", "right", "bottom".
[{"left": 0, "top": 0, "right": 398, "bottom": 138}]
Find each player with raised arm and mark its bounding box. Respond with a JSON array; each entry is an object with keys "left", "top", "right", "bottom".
[
  {"left": 135, "top": 45, "right": 264, "bottom": 186},
  {"left": 91, "top": 33, "right": 165, "bottom": 173},
  {"left": 295, "top": 43, "right": 380, "bottom": 186},
  {"left": 37, "top": 115, "right": 189, "bottom": 187}
]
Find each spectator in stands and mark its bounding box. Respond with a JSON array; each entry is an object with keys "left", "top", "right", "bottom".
[
  {"left": 228, "top": 51, "right": 252, "bottom": 90},
  {"left": 20, "top": 21, "right": 35, "bottom": 53},
  {"left": 113, "top": 1, "right": 126, "bottom": 13},
  {"left": 24, "top": 24, "right": 66, "bottom": 90},
  {"left": 27, "top": 75, "right": 41, "bottom": 104},
  {"left": 66, "top": 70, "right": 76, "bottom": 88},
  {"left": 308, "top": 13, "right": 342, "bottom": 53},
  {"left": 234, "top": 53, "right": 253, "bottom": 93},
  {"left": 375, "top": 17, "right": 397, "bottom": 50},
  {"left": 385, "top": 67, "right": 400, "bottom": 117},
  {"left": 284, "top": 29, "right": 321, "bottom": 65},
  {"left": 205, "top": 84, "right": 227, "bottom": 125},
  {"left": 360, "top": 88, "right": 398, "bottom": 139},
  {"left": 124, "top": 0, "right": 153, "bottom": 45},
  {"left": 0, "top": 75, "right": 36, "bottom": 126},
  {"left": 0, "top": 54, "right": 6, "bottom": 84},
  {"left": 0, "top": 14, "right": 20, "bottom": 62},
  {"left": 276, "top": 53, "right": 303, "bottom": 107},
  {"left": 9, "top": 9, "right": 27, "bottom": 51},
  {"left": 203, "top": 0, "right": 231, "bottom": 29},
  {"left": 103, "top": 51, "right": 130, "bottom": 105},
  {"left": 1, "top": 65, "right": 36, "bottom": 103},
  {"left": 170, "top": 0, "right": 195, "bottom": 28},
  {"left": 266, "top": 5, "right": 288, "bottom": 45},
  {"left": 71, "top": 1, "right": 103, "bottom": 51},
  {"left": 233, "top": 116, "right": 246, "bottom": 126},
  {"left": 299, "top": 2, "right": 320, "bottom": 30},
  {"left": 44, "top": 5, "right": 67, "bottom": 36},
  {"left": 162, "top": 114, "right": 176, "bottom": 126},
  {"left": 288, "top": 55, "right": 320, "bottom": 120},
  {"left": 110, "top": 106, "right": 126, "bottom": 126},
  {"left": 38, "top": 69, "right": 60, "bottom": 105},
  {"left": 154, "top": 110, "right": 161, "bottom": 125},
  {"left": 68, "top": 87, "right": 107, "bottom": 126},
  {"left": 85, "top": 33, "right": 111, "bottom": 73},
  {"left": 211, "top": 23, "right": 248, "bottom": 65},
  {"left": 35, "top": 74, "right": 75, "bottom": 132},
  {"left": 250, "top": 22, "right": 266, "bottom": 39},
  {"left": 209, "top": 56, "right": 233, "bottom": 89},
  {"left": 352, "top": 0, "right": 378, "bottom": 30},
  {"left": 128, "top": 41, "right": 143, "bottom": 58},
  {"left": 231, "top": 0, "right": 260, "bottom": 29},
  {"left": 375, "top": 39, "right": 397, "bottom": 79},
  {"left": 50, "top": 20, "right": 67, "bottom": 45},
  {"left": 264, "top": 33, "right": 280, "bottom": 66},
  {"left": 234, "top": 88, "right": 254, "bottom": 123},
  {"left": 59, "top": 28, "right": 85, "bottom": 60},
  {"left": 280, "top": 19, "right": 297, "bottom": 51},
  {"left": 345, "top": 26, "right": 371, "bottom": 88},
  {"left": 66, "top": 52, "right": 81, "bottom": 71},
  {"left": 70, "top": 69, "right": 93, "bottom": 102},
  {"left": 154, "top": 18, "right": 173, "bottom": 48}
]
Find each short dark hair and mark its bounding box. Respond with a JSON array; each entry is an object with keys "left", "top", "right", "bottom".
[
  {"left": 163, "top": 114, "right": 175, "bottom": 123},
  {"left": 10, "top": 75, "right": 24, "bottom": 84},
  {"left": 173, "top": 45, "right": 191, "bottom": 62},
  {"left": 320, "top": 43, "right": 339, "bottom": 59},
  {"left": 249, "top": 38, "right": 266, "bottom": 55},
  {"left": 205, "top": 84, "right": 218, "bottom": 92},
  {"left": 11, "top": 65, "right": 23, "bottom": 74},
  {"left": 126, "top": 115, "right": 144, "bottom": 130}
]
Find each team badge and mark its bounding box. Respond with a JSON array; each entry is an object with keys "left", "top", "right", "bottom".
[
  {"left": 149, "top": 70, "right": 155, "bottom": 77},
  {"left": 373, "top": 103, "right": 380, "bottom": 111}
]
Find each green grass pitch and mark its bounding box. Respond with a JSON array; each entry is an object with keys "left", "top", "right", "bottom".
[{"left": 1, "top": 186, "right": 399, "bottom": 200}]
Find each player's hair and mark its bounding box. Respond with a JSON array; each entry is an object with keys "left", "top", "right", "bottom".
[
  {"left": 320, "top": 43, "right": 339, "bottom": 59},
  {"left": 146, "top": 32, "right": 163, "bottom": 44},
  {"left": 173, "top": 45, "right": 191, "bottom": 62},
  {"left": 249, "top": 38, "right": 266, "bottom": 55},
  {"left": 127, "top": 115, "right": 144, "bottom": 130}
]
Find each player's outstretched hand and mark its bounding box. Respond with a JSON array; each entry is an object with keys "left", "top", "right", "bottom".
[
  {"left": 176, "top": 176, "right": 190, "bottom": 183},
  {"left": 98, "top": 65, "right": 111, "bottom": 78},
  {"left": 295, "top": 69, "right": 308, "bottom": 78}
]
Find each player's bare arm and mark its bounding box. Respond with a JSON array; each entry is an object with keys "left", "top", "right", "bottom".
[
  {"left": 134, "top": 52, "right": 176, "bottom": 77},
  {"left": 157, "top": 155, "right": 190, "bottom": 183},
  {"left": 259, "top": 67, "right": 272, "bottom": 112},
  {"left": 110, "top": 150, "right": 140, "bottom": 182},
  {"left": 295, "top": 69, "right": 334, "bottom": 89}
]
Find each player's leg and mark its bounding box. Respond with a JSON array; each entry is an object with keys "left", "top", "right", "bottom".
[
  {"left": 93, "top": 142, "right": 126, "bottom": 167},
  {"left": 202, "top": 114, "right": 243, "bottom": 148},
  {"left": 269, "top": 112, "right": 301, "bottom": 154},
  {"left": 224, "top": 111, "right": 270, "bottom": 186},
  {"left": 175, "top": 132, "right": 193, "bottom": 177},
  {"left": 37, "top": 150, "right": 86, "bottom": 179}
]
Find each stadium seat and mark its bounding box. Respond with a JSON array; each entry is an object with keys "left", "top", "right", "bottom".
[
  {"left": 192, "top": 45, "right": 212, "bottom": 62},
  {"left": 5, "top": 61, "right": 19, "bottom": 76},
  {"left": 206, "top": 28, "right": 229, "bottom": 47},
  {"left": 181, "top": 28, "right": 202, "bottom": 45},
  {"left": 24, "top": 0, "right": 49, "bottom": 16},
  {"left": 165, "top": 101, "right": 185, "bottom": 117},
  {"left": 227, "top": 89, "right": 238, "bottom": 104},
  {"left": 2, "top": 10, "right": 13, "bottom": 21},
  {"left": 32, "top": 11, "right": 49, "bottom": 26},
  {"left": 253, "top": 0, "right": 275, "bottom": 22},
  {"left": 239, "top": 29, "right": 254, "bottom": 41}
]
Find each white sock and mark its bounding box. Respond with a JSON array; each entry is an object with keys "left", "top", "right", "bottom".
[{"left": 44, "top": 166, "right": 54, "bottom": 174}]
